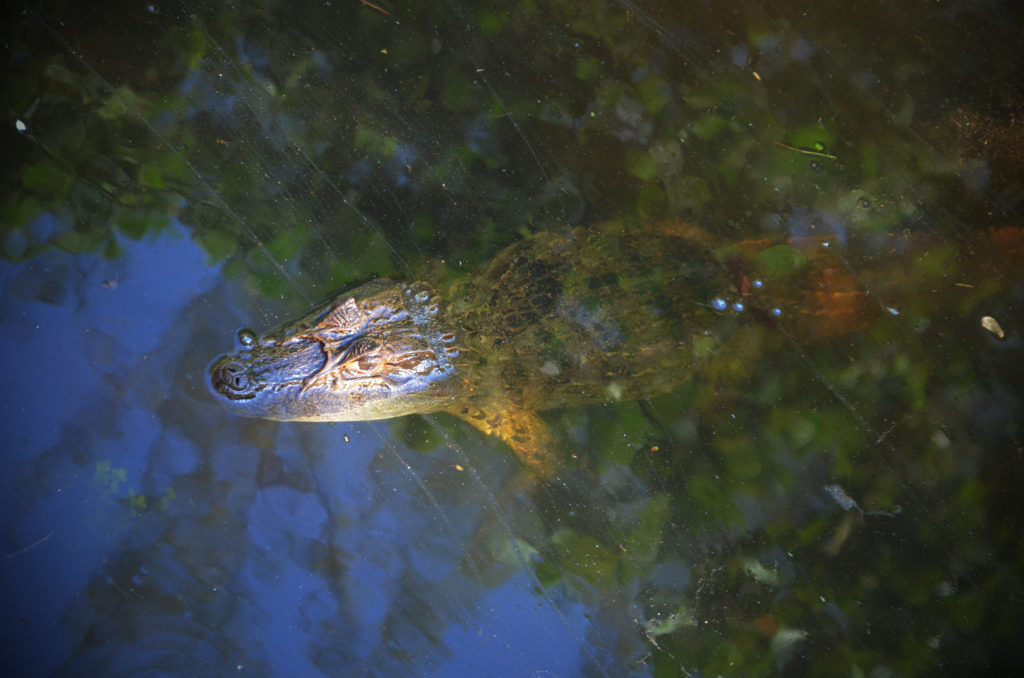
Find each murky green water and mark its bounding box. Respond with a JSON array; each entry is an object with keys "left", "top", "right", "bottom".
[{"left": 3, "top": 1, "right": 1023, "bottom": 675}]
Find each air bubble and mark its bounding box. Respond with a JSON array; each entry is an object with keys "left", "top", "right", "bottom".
[
  {"left": 711, "top": 297, "right": 728, "bottom": 311},
  {"left": 732, "top": 302, "right": 745, "bottom": 313}
]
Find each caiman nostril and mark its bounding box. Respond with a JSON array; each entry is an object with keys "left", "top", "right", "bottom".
[{"left": 211, "top": 362, "right": 254, "bottom": 400}]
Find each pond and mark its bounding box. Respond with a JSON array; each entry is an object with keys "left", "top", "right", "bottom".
[{"left": 2, "top": 1, "right": 1023, "bottom": 675}]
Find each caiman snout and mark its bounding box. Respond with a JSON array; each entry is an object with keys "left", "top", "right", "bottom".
[{"left": 210, "top": 359, "right": 255, "bottom": 400}]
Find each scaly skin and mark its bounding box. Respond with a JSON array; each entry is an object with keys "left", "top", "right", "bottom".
[{"left": 208, "top": 221, "right": 1021, "bottom": 471}]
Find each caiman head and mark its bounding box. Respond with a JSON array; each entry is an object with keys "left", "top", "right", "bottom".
[{"left": 208, "top": 280, "right": 462, "bottom": 422}]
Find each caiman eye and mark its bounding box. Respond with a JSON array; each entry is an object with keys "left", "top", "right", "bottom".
[
  {"left": 357, "top": 354, "right": 382, "bottom": 372},
  {"left": 237, "top": 328, "right": 257, "bottom": 347},
  {"left": 332, "top": 338, "right": 382, "bottom": 376},
  {"left": 346, "top": 338, "right": 382, "bottom": 373}
]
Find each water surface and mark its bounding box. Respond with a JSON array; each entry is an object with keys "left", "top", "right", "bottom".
[{"left": 2, "top": 1, "right": 1023, "bottom": 675}]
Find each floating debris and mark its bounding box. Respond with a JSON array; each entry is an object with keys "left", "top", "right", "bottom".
[
  {"left": 773, "top": 140, "right": 838, "bottom": 160},
  {"left": 539, "top": 360, "right": 560, "bottom": 376},
  {"left": 823, "top": 484, "right": 863, "bottom": 517},
  {"left": 980, "top": 315, "right": 1005, "bottom": 339},
  {"left": 866, "top": 505, "right": 902, "bottom": 518},
  {"left": 743, "top": 557, "right": 781, "bottom": 586},
  {"left": 824, "top": 484, "right": 902, "bottom": 519}
]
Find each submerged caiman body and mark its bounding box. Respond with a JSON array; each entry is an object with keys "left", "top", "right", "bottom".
[{"left": 208, "top": 220, "right": 1020, "bottom": 470}]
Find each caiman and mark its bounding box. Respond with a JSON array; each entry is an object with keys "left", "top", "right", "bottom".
[{"left": 208, "top": 220, "right": 1020, "bottom": 471}]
